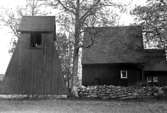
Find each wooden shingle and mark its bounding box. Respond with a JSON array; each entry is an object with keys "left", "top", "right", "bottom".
[
  {"left": 144, "top": 49, "right": 167, "bottom": 71},
  {"left": 82, "top": 26, "right": 144, "bottom": 64}
]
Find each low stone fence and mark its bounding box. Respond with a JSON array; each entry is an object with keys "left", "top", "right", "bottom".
[{"left": 78, "top": 85, "right": 167, "bottom": 99}]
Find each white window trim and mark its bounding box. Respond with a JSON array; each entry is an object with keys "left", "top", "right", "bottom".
[
  {"left": 120, "top": 70, "right": 128, "bottom": 79},
  {"left": 153, "top": 76, "right": 158, "bottom": 83}
]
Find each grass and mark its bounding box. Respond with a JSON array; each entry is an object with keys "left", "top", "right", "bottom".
[{"left": 0, "top": 99, "right": 166, "bottom": 113}]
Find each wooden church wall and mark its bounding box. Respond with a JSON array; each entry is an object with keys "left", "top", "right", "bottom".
[
  {"left": 1, "top": 33, "right": 67, "bottom": 95},
  {"left": 82, "top": 64, "right": 142, "bottom": 86}
]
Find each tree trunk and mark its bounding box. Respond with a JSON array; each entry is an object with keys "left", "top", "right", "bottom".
[
  {"left": 69, "top": 0, "right": 81, "bottom": 97},
  {"left": 71, "top": 49, "right": 79, "bottom": 96},
  {"left": 70, "top": 25, "right": 80, "bottom": 97}
]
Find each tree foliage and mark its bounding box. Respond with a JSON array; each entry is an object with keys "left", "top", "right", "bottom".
[
  {"left": 56, "top": 33, "right": 74, "bottom": 90},
  {"left": 132, "top": 0, "right": 167, "bottom": 48},
  {"left": 52, "top": 0, "right": 122, "bottom": 33}
]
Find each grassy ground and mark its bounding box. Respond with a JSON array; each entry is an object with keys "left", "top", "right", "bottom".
[{"left": 0, "top": 99, "right": 167, "bottom": 113}]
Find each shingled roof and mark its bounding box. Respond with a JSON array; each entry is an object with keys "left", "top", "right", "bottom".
[
  {"left": 17, "top": 16, "right": 55, "bottom": 32},
  {"left": 82, "top": 26, "right": 144, "bottom": 64},
  {"left": 144, "top": 49, "right": 167, "bottom": 71}
]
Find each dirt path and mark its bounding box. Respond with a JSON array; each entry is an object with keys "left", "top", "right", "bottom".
[{"left": 0, "top": 99, "right": 166, "bottom": 113}]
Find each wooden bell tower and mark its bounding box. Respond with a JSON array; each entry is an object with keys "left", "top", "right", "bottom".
[{"left": 2, "top": 16, "right": 67, "bottom": 95}]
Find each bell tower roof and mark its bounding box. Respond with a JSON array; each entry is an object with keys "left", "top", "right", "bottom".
[{"left": 17, "top": 16, "right": 55, "bottom": 33}]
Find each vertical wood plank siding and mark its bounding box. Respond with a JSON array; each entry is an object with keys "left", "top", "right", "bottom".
[
  {"left": 82, "top": 64, "right": 142, "bottom": 86},
  {"left": 1, "top": 33, "right": 67, "bottom": 95}
]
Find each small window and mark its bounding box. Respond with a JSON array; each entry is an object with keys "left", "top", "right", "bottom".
[
  {"left": 147, "top": 76, "right": 152, "bottom": 83},
  {"left": 30, "top": 33, "right": 42, "bottom": 48},
  {"left": 153, "top": 76, "right": 158, "bottom": 83},
  {"left": 147, "top": 76, "right": 158, "bottom": 83},
  {"left": 120, "top": 70, "right": 128, "bottom": 79}
]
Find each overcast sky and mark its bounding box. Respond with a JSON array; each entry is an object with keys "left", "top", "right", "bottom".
[{"left": 0, "top": 0, "right": 147, "bottom": 74}]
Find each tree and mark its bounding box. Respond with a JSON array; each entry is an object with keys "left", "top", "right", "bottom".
[
  {"left": 132, "top": 0, "right": 167, "bottom": 48},
  {"left": 56, "top": 33, "right": 74, "bottom": 92},
  {"left": 51, "top": 0, "right": 124, "bottom": 96}
]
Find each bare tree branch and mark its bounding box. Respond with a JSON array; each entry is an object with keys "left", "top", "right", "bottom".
[
  {"left": 80, "top": 0, "right": 101, "bottom": 24},
  {"left": 56, "top": 0, "right": 76, "bottom": 14}
]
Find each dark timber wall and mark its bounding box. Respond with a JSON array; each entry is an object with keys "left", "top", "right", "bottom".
[
  {"left": 1, "top": 33, "right": 67, "bottom": 95},
  {"left": 82, "top": 64, "right": 142, "bottom": 86},
  {"left": 144, "top": 71, "right": 167, "bottom": 86}
]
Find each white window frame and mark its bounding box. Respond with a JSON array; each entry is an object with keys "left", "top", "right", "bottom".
[
  {"left": 120, "top": 70, "right": 128, "bottom": 79},
  {"left": 153, "top": 76, "right": 158, "bottom": 83}
]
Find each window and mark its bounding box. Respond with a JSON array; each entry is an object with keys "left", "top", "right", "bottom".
[
  {"left": 147, "top": 76, "right": 152, "bottom": 83},
  {"left": 153, "top": 76, "right": 158, "bottom": 83},
  {"left": 120, "top": 70, "right": 128, "bottom": 79},
  {"left": 147, "top": 76, "right": 158, "bottom": 83},
  {"left": 30, "top": 33, "right": 42, "bottom": 48}
]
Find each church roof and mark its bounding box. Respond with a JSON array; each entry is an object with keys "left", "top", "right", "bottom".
[{"left": 82, "top": 26, "right": 144, "bottom": 64}]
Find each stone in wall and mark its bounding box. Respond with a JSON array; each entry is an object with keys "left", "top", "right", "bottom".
[{"left": 78, "top": 85, "right": 167, "bottom": 99}]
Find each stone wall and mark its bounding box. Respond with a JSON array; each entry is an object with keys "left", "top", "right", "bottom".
[{"left": 78, "top": 85, "right": 167, "bottom": 99}]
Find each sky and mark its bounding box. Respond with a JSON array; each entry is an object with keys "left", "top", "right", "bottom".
[{"left": 0, "top": 0, "right": 147, "bottom": 74}]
